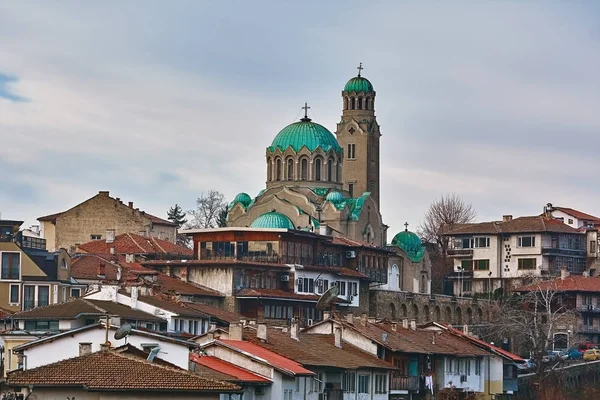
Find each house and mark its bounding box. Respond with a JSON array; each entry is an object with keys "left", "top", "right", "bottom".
[
  {"left": 37, "top": 190, "right": 177, "bottom": 252},
  {"left": 5, "top": 346, "right": 240, "bottom": 399},
  {"left": 76, "top": 231, "right": 193, "bottom": 259},
  {"left": 0, "top": 219, "right": 84, "bottom": 314},
  {"left": 444, "top": 214, "right": 587, "bottom": 295},
  {"left": 545, "top": 203, "right": 600, "bottom": 229},
  {"left": 304, "top": 316, "right": 494, "bottom": 399}
]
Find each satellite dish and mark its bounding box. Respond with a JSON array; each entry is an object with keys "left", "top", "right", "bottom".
[
  {"left": 316, "top": 285, "right": 340, "bottom": 311},
  {"left": 114, "top": 323, "right": 132, "bottom": 341}
]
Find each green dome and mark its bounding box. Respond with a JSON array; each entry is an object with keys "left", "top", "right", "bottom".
[
  {"left": 268, "top": 118, "right": 342, "bottom": 153},
  {"left": 325, "top": 191, "right": 344, "bottom": 204},
  {"left": 233, "top": 192, "right": 252, "bottom": 207},
  {"left": 250, "top": 212, "right": 295, "bottom": 230},
  {"left": 344, "top": 76, "right": 374, "bottom": 93},
  {"left": 391, "top": 230, "right": 425, "bottom": 263}
]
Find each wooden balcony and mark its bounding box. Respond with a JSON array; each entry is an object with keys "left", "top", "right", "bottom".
[{"left": 390, "top": 374, "right": 420, "bottom": 392}]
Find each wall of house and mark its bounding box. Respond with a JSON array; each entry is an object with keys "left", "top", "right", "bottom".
[
  {"left": 22, "top": 327, "right": 191, "bottom": 370},
  {"left": 186, "top": 266, "right": 234, "bottom": 297},
  {"left": 485, "top": 356, "right": 504, "bottom": 395},
  {"left": 293, "top": 269, "right": 360, "bottom": 308},
  {"left": 207, "top": 345, "right": 274, "bottom": 379},
  {"left": 3, "top": 337, "right": 34, "bottom": 376},
  {"left": 39, "top": 220, "right": 56, "bottom": 251},
  {"left": 14, "top": 388, "right": 220, "bottom": 400},
  {"left": 500, "top": 234, "right": 544, "bottom": 279},
  {"left": 436, "top": 356, "right": 484, "bottom": 393}
]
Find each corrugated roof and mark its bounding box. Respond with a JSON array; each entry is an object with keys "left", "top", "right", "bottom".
[{"left": 190, "top": 354, "right": 271, "bottom": 383}]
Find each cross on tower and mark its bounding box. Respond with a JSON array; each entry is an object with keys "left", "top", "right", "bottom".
[
  {"left": 302, "top": 102, "right": 311, "bottom": 119},
  {"left": 357, "top": 62, "right": 364, "bottom": 77},
  {"left": 404, "top": 222, "right": 409, "bottom": 231}
]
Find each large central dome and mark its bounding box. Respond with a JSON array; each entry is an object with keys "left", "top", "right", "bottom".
[{"left": 268, "top": 118, "right": 342, "bottom": 153}]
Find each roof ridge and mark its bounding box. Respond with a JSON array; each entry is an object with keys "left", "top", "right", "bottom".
[
  {"left": 81, "top": 298, "right": 111, "bottom": 314},
  {"left": 126, "top": 232, "right": 148, "bottom": 253},
  {"left": 150, "top": 237, "right": 167, "bottom": 253}
]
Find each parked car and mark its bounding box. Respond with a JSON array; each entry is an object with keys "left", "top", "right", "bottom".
[
  {"left": 560, "top": 348, "right": 583, "bottom": 360},
  {"left": 516, "top": 359, "right": 536, "bottom": 373},
  {"left": 577, "top": 343, "right": 598, "bottom": 352},
  {"left": 542, "top": 350, "right": 562, "bottom": 363},
  {"left": 583, "top": 349, "right": 600, "bottom": 361}
]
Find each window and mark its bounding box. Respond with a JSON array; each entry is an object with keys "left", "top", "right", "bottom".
[
  {"left": 62, "top": 287, "right": 67, "bottom": 302},
  {"left": 474, "top": 259, "right": 489, "bottom": 270},
  {"left": 462, "top": 280, "right": 472, "bottom": 293},
  {"left": 9, "top": 284, "right": 19, "bottom": 304},
  {"left": 24, "top": 320, "right": 59, "bottom": 331},
  {"left": 351, "top": 282, "right": 358, "bottom": 296},
  {"left": 264, "top": 305, "right": 294, "bottom": 319},
  {"left": 301, "top": 158, "right": 308, "bottom": 180},
  {"left": 71, "top": 288, "right": 81, "bottom": 298},
  {"left": 334, "top": 281, "right": 346, "bottom": 296},
  {"left": 24, "top": 286, "right": 35, "bottom": 310},
  {"left": 347, "top": 143, "right": 356, "bottom": 159},
  {"left": 474, "top": 237, "right": 490, "bottom": 248},
  {"left": 348, "top": 183, "right": 354, "bottom": 197},
  {"left": 518, "top": 258, "right": 537, "bottom": 270},
  {"left": 312, "top": 372, "right": 323, "bottom": 393},
  {"left": 287, "top": 158, "right": 294, "bottom": 180},
  {"left": 327, "top": 159, "right": 333, "bottom": 181},
  {"left": 568, "top": 218, "right": 574, "bottom": 225},
  {"left": 460, "top": 260, "right": 473, "bottom": 271},
  {"left": 591, "top": 241, "right": 597, "bottom": 254},
  {"left": 503, "top": 364, "right": 517, "bottom": 379},
  {"left": 518, "top": 236, "right": 536, "bottom": 247},
  {"left": 342, "top": 372, "right": 356, "bottom": 392},
  {"left": 276, "top": 158, "right": 282, "bottom": 181},
  {"left": 358, "top": 374, "right": 370, "bottom": 394},
  {"left": 90, "top": 234, "right": 102, "bottom": 240},
  {"left": 1, "top": 252, "right": 20, "bottom": 280},
  {"left": 475, "top": 359, "right": 481, "bottom": 375},
  {"left": 315, "top": 158, "right": 322, "bottom": 181},
  {"left": 38, "top": 286, "right": 50, "bottom": 307},
  {"left": 295, "top": 377, "right": 300, "bottom": 392},
  {"left": 461, "top": 238, "right": 474, "bottom": 249},
  {"left": 297, "top": 277, "right": 315, "bottom": 294},
  {"left": 375, "top": 374, "right": 387, "bottom": 394}
]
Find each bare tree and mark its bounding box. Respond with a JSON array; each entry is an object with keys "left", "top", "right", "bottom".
[
  {"left": 418, "top": 193, "right": 476, "bottom": 292},
  {"left": 187, "top": 190, "right": 228, "bottom": 229}
]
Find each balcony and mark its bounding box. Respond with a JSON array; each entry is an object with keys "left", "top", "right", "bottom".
[
  {"left": 577, "top": 305, "right": 600, "bottom": 313},
  {"left": 390, "top": 374, "right": 420, "bottom": 392},
  {"left": 577, "top": 325, "right": 600, "bottom": 333},
  {"left": 447, "top": 249, "right": 474, "bottom": 258},
  {"left": 541, "top": 247, "right": 586, "bottom": 257},
  {"left": 357, "top": 265, "right": 388, "bottom": 284}
]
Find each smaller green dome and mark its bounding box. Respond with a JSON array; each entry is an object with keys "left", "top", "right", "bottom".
[
  {"left": 391, "top": 230, "right": 425, "bottom": 263},
  {"left": 250, "top": 211, "right": 295, "bottom": 230},
  {"left": 233, "top": 192, "right": 252, "bottom": 207},
  {"left": 325, "top": 191, "right": 344, "bottom": 204},
  {"left": 344, "top": 76, "right": 374, "bottom": 93}
]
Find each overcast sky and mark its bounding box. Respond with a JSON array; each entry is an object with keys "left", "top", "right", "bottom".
[{"left": 1, "top": 1, "right": 599, "bottom": 237}]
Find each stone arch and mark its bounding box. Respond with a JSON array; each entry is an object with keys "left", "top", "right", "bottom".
[
  {"left": 456, "top": 307, "right": 463, "bottom": 325},
  {"left": 412, "top": 304, "right": 419, "bottom": 321},
  {"left": 423, "top": 305, "right": 430, "bottom": 322},
  {"left": 477, "top": 307, "right": 483, "bottom": 322},
  {"left": 327, "top": 157, "right": 334, "bottom": 181},
  {"left": 358, "top": 97, "right": 363, "bottom": 109},
  {"left": 314, "top": 157, "right": 323, "bottom": 181},
  {"left": 390, "top": 303, "right": 397, "bottom": 320},
  {"left": 344, "top": 97, "right": 349, "bottom": 110},
  {"left": 434, "top": 306, "right": 441, "bottom": 322},
  {"left": 351, "top": 97, "right": 356, "bottom": 109},
  {"left": 275, "top": 158, "right": 282, "bottom": 181},
  {"left": 400, "top": 303, "right": 408, "bottom": 318},
  {"left": 286, "top": 157, "right": 294, "bottom": 180},
  {"left": 445, "top": 306, "right": 452, "bottom": 322},
  {"left": 299, "top": 157, "right": 309, "bottom": 180},
  {"left": 365, "top": 97, "right": 370, "bottom": 110},
  {"left": 466, "top": 307, "right": 473, "bottom": 324}
]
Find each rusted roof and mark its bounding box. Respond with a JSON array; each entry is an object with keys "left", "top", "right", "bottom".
[
  {"left": 6, "top": 350, "right": 240, "bottom": 392},
  {"left": 131, "top": 294, "right": 210, "bottom": 318},
  {"left": 330, "top": 237, "right": 393, "bottom": 251},
  {"left": 78, "top": 232, "right": 192, "bottom": 256},
  {"left": 513, "top": 275, "right": 600, "bottom": 293},
  {"left": 190, "top": 353, "right": 271, "bottom": 383},
  {"left": 447, "top": 216, "right": 582, "bottom": 235},
  {"left": 235, "top": 288, "right": 320, "bottom": 302}
]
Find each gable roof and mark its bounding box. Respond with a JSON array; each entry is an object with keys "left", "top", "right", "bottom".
[
  {"left": 190, "top": 353, "right": 271, "bottom": 383},
  {"left": 447, "top": 216, "right": 582, "bottom": 236},
  {"left": 513, "top": 275, "right": 600, "bottom": 293},
  {"left": 77, "top": 232, "right": 192, "bottom": 256},
  {"left": 6, "top": 350, "right": 239, "bottom": 392},
  {"left": 443, "top": 325, "right": 525, "bottom": 362},
  {"left": 551, "top": 207, "right": 600, "bottom": 223},
  {"left": 180, "top": 302, "right": 245, "bottom": 324}
]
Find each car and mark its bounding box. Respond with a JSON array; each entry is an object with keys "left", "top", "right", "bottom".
[
  {"left": 583, "top": 349, "right": 600, "bottom": 361},
  {"left": 542, "top": 350, "right": 561, "bottom": 363},
  {"left": 560, "top": 348, "right": 583, "bottom": 360},
  {"left": 577, "top": 343, "right": 598, "bottom": 352},
  {"left": 516, "top": 359, "right": 537, "bottom": 373}
]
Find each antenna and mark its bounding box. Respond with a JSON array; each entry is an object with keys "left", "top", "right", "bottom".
[
  {"left": 316, "top": 285, "right": 340, "bottom": 312},
  {"left": 114, "top": 323, "right": 133, "bottom": 344}
]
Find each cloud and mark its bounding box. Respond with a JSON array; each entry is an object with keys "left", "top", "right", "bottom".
[{"left": 0, "top": 1, "right": 599, "bottom": 236}]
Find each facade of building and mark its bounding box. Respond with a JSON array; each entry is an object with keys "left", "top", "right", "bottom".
[
  {"left": 38, "top": 190, "right": 177, "bottom": 253},
  {"left": 444, "top": 215, "right": 587, "bottom": 295}
]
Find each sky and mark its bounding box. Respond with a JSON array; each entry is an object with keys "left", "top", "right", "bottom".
[{"left": 1, "top": 1, "right": 600, "bottom": 237}]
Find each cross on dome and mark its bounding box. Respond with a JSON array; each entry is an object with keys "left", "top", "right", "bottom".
[
  {"left": 357, "top": 62, "right": 364, "bottom": 77},
  {"left": 404, "top": 221, "right": 409, "bottom": 231},
  {"left": 302, "top": 102, "right": 310, "bottom": 118}
]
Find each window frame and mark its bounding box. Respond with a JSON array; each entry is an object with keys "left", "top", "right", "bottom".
[
  {"left": 9, "top": 283, "right": 20, "bottom": 305},
  {"left": 518, "top": 236, "right": 536, "bottom": 248},
  {"left": 71, "top": 288, "right": 81, "bottom": 298},
  {"left": 358, "top": 374, "right": 370, "bottom": 394},
  {"left": 474, "top": 259, "right": 490, "bottom": 271},
  {"left": 518, "top": 258, "right": 537, "bottom": 270},
  {"left": 342, "top": 371, "right": 356, "bottom": 393},
  {"left": 1, "top": 252, "right": 21, "bottom": 281},
  {"left": 473, "top": 237, "right": 490, "bottom": 248}
]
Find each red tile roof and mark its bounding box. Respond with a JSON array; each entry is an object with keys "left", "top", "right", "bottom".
[
  {"left": 235, "top": 288, "right": 320, "bottom": 302},
  {"left": 142, "top": 259, "right": 292, "bottom": 269},
  {"left": 447, "top": 216, "right": 582, "bottom": 235},
  {"left": 218, "top": 339, "right": 314, "bottom": 376},
  {"left": 444, "top": 326, "right": 524, "bottom": 362},
  {"left": 331, "top": 236, "right": 392, "bottom": 250},
  {"left": 6, "top": 350, "right": 240, "bottom": 392},
  {"left": 298, "top": 265, "right": 368, "bottom": 279},
  {"left": 190, "top": 353, "right": 271, "bottom": 383},
  {"left": 78, "top": 232, "right": 192, "bottom": 256},
  {"left": 0, "top": 306, "right": 14, "bottom": 320},
  {"left": 513, "top": 275, "right": 600, "bottom": 293},
  {"left": 552, "top": 207, "right": 600, "bottom": 223}
]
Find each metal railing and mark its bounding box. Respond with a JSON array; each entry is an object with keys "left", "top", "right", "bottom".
[{"left": 577, "top": 324, "right": 600, "bottom": 333}]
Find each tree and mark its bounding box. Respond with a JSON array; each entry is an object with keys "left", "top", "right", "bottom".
[
  {"left": 217, "top": 207, "right": 228, "bottom": 228},
  {"left": 418, "top": 193, "right": 476, "bottom": 293},
  {"left": 187, "top": 190, "right": 228, "bottom": 229},
  {"left": 167, "top": 204, "right": 189, "bottom": 247}
]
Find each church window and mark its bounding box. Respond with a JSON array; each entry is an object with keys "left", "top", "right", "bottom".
[
  {"left": 351, "top": 97, "right": 356, "bottom": 109},
  {"left": 344, "top": 97, "right": 349, "bottom": 110},
  {"left": 300, "top": 158, "right": 308, "bottom": 180},
  {"left": 267, "top": 158, "right": 272, "bottom": 181},
  {"left": 315, "top": 158, "right": 322, "bottom": 181},
  {"left": 365, "top": 97, "right": 370, "bottom": 110},
  {"left": 276, "top": 158, "right": 282, "bottom": 181},
  {"left": 327, "top": 158, "right": 334, "bottom": 181},
  {"left": 347, "top": 144, "right": 356, "bottom": 159},
  {"left": 349, "top": 183, "right": 354, "bottom": 197},
  {"left": 358, "top": 97, "right": 363, "bottom": 109},
  {"left": 287, "top": 158, "right": 294, "bottom": 180}
]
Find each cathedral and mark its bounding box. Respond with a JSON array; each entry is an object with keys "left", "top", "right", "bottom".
[{"left": 227, "top": 65, "right": 387, "bottom": 246}]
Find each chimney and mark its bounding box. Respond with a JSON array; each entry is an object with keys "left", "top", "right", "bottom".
[
  {"left": 360, "top": 313, "right": 368, "bottom": 327},
  {"left": 502, "top": 215, "right": 513, "bottom": 222},
  {"left": 319, "top": 224, "right": 328, "bottom": 236},
  {"left": 125, "top": 254, "right": 135, "bottom": 263},
  {"left": 290, "top": 320, "right": 299, "bottom": 341},
  {"left": 257, "top": 324, "right": 268, "bottom": 341},
  {"left": 116, "top": 266, "right": 122, "bottom": 281},
  {"left": 78, "top": 342, "right": 92, "bottom": 356},
  {"left": 131, "top": 286, "right": 138, "bottom": 308},
  {"left": 128, "top": 201, "right": 134, "bottom": 208},
  {"left": 99, "top": 191, "right": 109, "bottom": 196},
  {"left": 410, "top": 320, "right": 416, "bottom": 330},
  {"left": 97, "top": 263, "right": 105, "bottom": 278},
  {"left": 346, "top": 312, "right": 354, "bottom": 324},
  {"left": 391, "top": 322, "right": 397, "bottom": 332},
  {"left": 209, "top": 322, "right": 217, "bottom": 331},
  {"left": 463, "top": 324, "right": 469, "bottom": 335},
  {"left": 334, "top": 326, "right": 342, "bottom": 348},
  {"left": 229, "top": 323, "right": 243, "bottom": 340},
  {"left": 105, "top": 229, "right": 115, "bottom": 243},
  {"left": 100, "top": 343, "right": 110, "bottom": 352},
  {"left": 323, "top": 310, "right": 331, "bottom": 320},
  {"left": 561, "top": 267, "right": 569, "bottom": 280},
  {"left": 402, "top": 319, "right": 409, "bottom": 329}
]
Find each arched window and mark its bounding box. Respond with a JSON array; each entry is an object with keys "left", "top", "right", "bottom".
[
  {"left": 344, "top": 97, "right": 349, "bottom": 110},
  {"left": 275, "top": 159, "right": 282, "bottom": 181},
  {"left": 390, "top": 303, "right": 397, "bottom": 320},
  {"left": 435, "top": 306, "right": 441, "bottom": 321},
  {"left": 423, "top": 305, "right": 430, "bottom": 322},
  {"left": 456, "top": 308, "right": 463, "bottom": 325},
  {"left": 365, "top": 97, "right": 370, "bottom": 110},
  {"left": 300, "top": 158, "right": 308, "bottom": 180},
  {"left": 445, "top": 306, "right": 452, "bottom": 322},
  {"left": 315, "top": 158, "right": 322, "bottom": 181},
  {"left": 287, "top": 158, "right": 294, "bottom": 180},
  {"left": 400, "top": 304, "right": 408, "bottom": 318},
  {"left": 350, "top": 97, "right": 355, "bottom": 109},
  {"left": 358, "top": 97, "right": 363, "bottom": 109},
  {"left": 467, "top": 308, "right": 473, "bottom": 324},
  {"left": 267, "top": 158, "right": 272, "bottom": 181},
  {"left": 327, "top": 158, "right": 333, "bottom": 181},
  {"left": 412, "top": 304, "right": 419, "bottom": 321}
]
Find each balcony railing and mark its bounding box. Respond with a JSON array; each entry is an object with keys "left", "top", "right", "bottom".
[
  {"left": 577, "top": 305, "right": 600, "bottom": 313},
  {"left": 390, "top": 374, "right": 420, "bottom": 392},
  {"left": 577, "top": 324, "right": 600, "bottom": 333},
  {"left": 447, "top": 249, "right": 474, "bottom": 257}
]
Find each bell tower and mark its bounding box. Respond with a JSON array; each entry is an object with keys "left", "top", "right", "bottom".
[{"left": 335, "top": 63, "right": 380, "bottom": 206}]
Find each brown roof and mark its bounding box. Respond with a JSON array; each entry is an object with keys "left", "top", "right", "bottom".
[
  {"left": 182, "top": 302, "right": 245, "bottom": 324},
  {"left": 330, "top": 237, "right": 393, "bottom": 251},
  {"left": 551, "top": 207, "right": 600, "bottom": 223},
  {"left": 190, "top": 354, "right": 271, "bottom": 383},
  {"left": 12, "top": 298, "right": 164, "bottom": 322},
  {"left": 298, "top": 265, "right": 368, "bottom": 279},
  {"left": 513, "top": 275, "right": 600, "bottom": 293},
  {"left": 130, "top": 294, "right": 210, "bottom": 318},
  {"left": 6, "top": 350, "right": 240, "bottom": 392},
  {"left": 242, "top": 327, "right": 395, "bottom": 370},
  {"left": 0, "top": 306, "right": 14, "bottom": 320},
  {"left": 78, "top": 232, "right": 192, "bottom": 256},
  {"left": 447, "top": 216, "right": 582, "bottom": 235},
  {"left": 236, "top": 288, "right": 320, "bottom": 302},
  {"left": 143, "top": 259, "right": 292, "bottom": 270}
]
